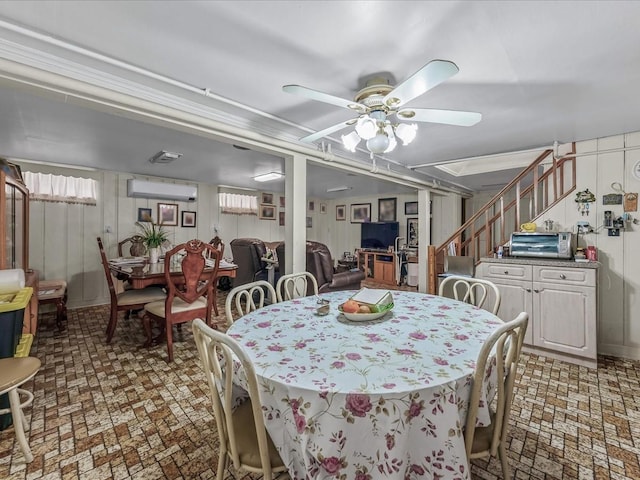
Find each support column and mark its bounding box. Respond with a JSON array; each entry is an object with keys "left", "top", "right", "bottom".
[
  {"left": 417, "top": 189, "right": 431, "bottom": 293},
  {"left": 285, "top": 154, "right": 307, "bottom": 274}
]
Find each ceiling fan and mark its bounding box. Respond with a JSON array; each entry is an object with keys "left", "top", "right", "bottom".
[{"left": 283, "top": 59, "right": 481, "bottom": 156}]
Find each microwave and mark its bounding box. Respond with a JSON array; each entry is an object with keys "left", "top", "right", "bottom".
[{"left": 509, "top": 232, "right": 574, "bottom": 259}]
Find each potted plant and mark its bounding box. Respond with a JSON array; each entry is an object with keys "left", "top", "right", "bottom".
[{"left": 136, "top": 222, "right": 169, "bottom": 263}]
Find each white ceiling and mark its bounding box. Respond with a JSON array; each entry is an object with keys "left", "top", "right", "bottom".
[{"left": 0, "top": 1, "right": 639, "bottom": 198}]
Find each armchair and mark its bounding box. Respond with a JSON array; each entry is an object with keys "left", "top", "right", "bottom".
[
  {"left": 229, "top": 238, "right": 269, "bottom": 287},
  {"left": 277, "top": 241, "right": 364, "bottom": 294}
]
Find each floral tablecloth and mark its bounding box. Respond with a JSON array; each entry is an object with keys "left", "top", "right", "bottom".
[{"left": 226, "top": 290, "right": 504, "bottom": 480}]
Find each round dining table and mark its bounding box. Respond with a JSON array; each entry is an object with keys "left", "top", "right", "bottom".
[{"left": 226, "top": 290, "right": 505, "bottom": 480}]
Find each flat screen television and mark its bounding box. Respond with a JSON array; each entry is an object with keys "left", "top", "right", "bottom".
[{"left": 361, "top": 222, "right": 399, "bottom": 250}]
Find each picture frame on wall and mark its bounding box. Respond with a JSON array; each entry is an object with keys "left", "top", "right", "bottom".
[
  {"left": 259, "top": 205, "right": 276, "bottom": 220},
  {"left": 336, "top": 204, "right": 346, "bottom": 221},
  {"left": 320, "top": 203, "right": 327, "bottom": 214},
  {"left": 157, "top": 203, "right": 178, "bottom": 226},
  {"left": 261, "top": 192, "right": 274, "bottom": 205},
  {"left": 137, "top": 207, "right": 153, "bottom": 222},
  {"left": 378, "top": 197, "right": 397, "bottom": 222},
  {"left": 279, "top": 211, "right": 285, "bottom": 226},
  {"left": 407, "top": 218, "right": 418, "bottom": 246},
  {"left": 405, "top": 201, "right": 418, "bottom": 215},
  {"left": 350, "top": 203, "right": 371, "bottom": 223},
  {"left": 181, "top": 211, "right": 197, "bottom": 228},
  {"left": 308, "top": 200, "right": 315, "bottom": 211},
  {"left": 279, "top": 196, "right": 285, "bottom": 208},
  {"left": 306, "top": 216, "right": 313, "bottom": 228}
]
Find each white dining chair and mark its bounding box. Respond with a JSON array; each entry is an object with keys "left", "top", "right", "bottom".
[
  {"left": 438, "top": 275, "right": 501, "bottom": 315},
  {"left": 192, "top": 319, "right": 287, "bottom": 480},
  {"left": 225, "top": 280, "right": 277, "bottom": 326},
  {"left": 275, "top": 272, "right": 318, "bottom": 302},
  {"left": 464, "top": 312, "right": 529, "bottom": 479}
]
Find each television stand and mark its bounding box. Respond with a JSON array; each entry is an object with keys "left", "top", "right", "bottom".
[{"left": 357, "top": 249, "right": 396, "bottom": 286}]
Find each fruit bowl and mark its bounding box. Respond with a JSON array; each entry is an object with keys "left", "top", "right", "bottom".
[{"left": 338, "top": 303, "right": 394, "bottom": 322}]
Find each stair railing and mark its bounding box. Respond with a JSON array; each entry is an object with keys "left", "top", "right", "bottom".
[{"left": 428, "top": 143, "right": 576, "bottom": 293}]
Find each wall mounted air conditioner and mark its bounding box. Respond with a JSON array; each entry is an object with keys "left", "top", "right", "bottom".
[{"left": 127, "top": 179, "right": 197, "bottom": 202}]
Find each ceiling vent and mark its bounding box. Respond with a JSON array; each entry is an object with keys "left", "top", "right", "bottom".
[
  {"left": 127, "top": 179, "right": 197, "bottom": 202},
  {"left": 148, "top": 150, "right": 182, "bottom": 164}
]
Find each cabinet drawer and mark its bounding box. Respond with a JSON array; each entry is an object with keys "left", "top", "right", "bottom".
[
  {"left": 481, "top": 263, "right": 532, "bottom": 281},
  {"left": 533, "top": 266, "right": 596, "bottom": 287}
]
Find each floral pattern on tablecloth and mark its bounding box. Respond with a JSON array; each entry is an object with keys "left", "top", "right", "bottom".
[{"left": 227, "top": 291, "right": 504, "bottom": 480}]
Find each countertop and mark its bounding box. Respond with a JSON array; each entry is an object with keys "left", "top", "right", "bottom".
[{"left": 480, "top": 256, "right": 600, "bottom": 269}]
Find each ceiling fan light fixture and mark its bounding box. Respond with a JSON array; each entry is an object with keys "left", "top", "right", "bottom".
[
  {"left": 355, "top": 115, "right": 377, "bottom": 140},
  {"left": 366, "top": 131, "right": 390, "bottom": 154},
  {"left": 383, "top": 124, "right": 397, "bottom": 153},
  {"left": 395, "top": 123, "right": 418, "bottom": 145},
  {"left": 341, "top": 131, "right": 361, "bottom": 152}
]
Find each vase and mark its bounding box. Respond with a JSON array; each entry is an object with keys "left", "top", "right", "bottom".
[
  {"left": 130, "top": 238, "right": 146, "bottom": 257},
  {"left": 149, "top": 247, "right": 159, "bottom": 264}
]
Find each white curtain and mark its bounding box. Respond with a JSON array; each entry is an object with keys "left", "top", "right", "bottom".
[
  {"left": 23, "top": 171, "right": 97, "bottom": 205},
  {"left": 218, "top": 192, "right": 258, "bottom": 215}
]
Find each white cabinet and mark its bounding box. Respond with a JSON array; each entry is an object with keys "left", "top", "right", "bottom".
[{"left": 479, "top": 261, "right": 597, "bottom": 367}]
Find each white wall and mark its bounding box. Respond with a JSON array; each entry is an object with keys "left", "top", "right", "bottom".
[
  {"left": 20, "top": 160, "right": 462, "bottom": 309},
  {"left": 534, "top": 133, "right": 640, "bottom": 360}
]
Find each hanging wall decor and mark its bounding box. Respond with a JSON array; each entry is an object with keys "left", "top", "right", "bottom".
[{"left": 575, "top": 189, "right": 596, "bottom": 216}]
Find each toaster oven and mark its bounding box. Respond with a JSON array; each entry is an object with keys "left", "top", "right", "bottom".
[{"left": 509, "top": 232, "right": 574, "bottom": 259}]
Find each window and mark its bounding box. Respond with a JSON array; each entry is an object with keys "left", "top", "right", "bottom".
[
  {"left": 218, "top": 192, "right": 258, "bottom": 215},
  {"left": 23, "top": 171, "right": 97, "bottom": 205}
]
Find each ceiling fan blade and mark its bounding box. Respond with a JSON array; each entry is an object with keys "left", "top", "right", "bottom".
[
  {"left": 299, "top": 120, "right": 354, "bottom": 143},
  {"left": 383, "top": 60, "right": 459, "bottom": 108},
  {"left": 398, "top": 108, "right": 482, "bottom": 126},
  {"left": 283, "top": 85, "right": 367, "bottom": 113}
]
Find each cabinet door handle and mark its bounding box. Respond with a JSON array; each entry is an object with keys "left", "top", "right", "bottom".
[
  {"left": 559, "top": 274, "right": 566, "bottom": 279},
  {"left": 534, "top": 289, "right": 540, "bottom": 293},
  {"left": 526, "top": 288, "right": 532, "bottom": 292}
]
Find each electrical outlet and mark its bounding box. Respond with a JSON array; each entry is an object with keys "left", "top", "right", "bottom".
[{"left": 105, "top": 225, "right": 112, "bottom": 234}]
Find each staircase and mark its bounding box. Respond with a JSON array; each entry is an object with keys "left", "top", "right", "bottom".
[{"left": 428, "top": 143, "right": 577, "bottom": 293}]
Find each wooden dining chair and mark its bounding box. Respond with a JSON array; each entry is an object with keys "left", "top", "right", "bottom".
[
  {"left": 275, "top": 272, "right": 318, "bottom": 302},
  {"left": 438, "top": 275, "right": 502, "bottom": 315},
  {"left": 192, "top": 319, "right": 287, "bottom": 480},
  {"left": 225, "top": 280, "right": 276, "bottom": 326},
  {"left": 97, "top": 237, "right": 167, "bottom": 343},
  {"left": 144, "top": 239, "right": 220, "bottom": 362},
  {"left": 207, "top": 236, "right": 225, "bottom": 316},
  {"left": 464, "top": 312, "right": 529, "bottom": 479}
]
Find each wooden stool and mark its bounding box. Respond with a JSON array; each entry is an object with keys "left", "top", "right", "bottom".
[
  {"left": 38, "top": 280, "right": 67, "bottom": 331},
  {"left": 0, "top": 356, "right": 41, "bottom": 463}
]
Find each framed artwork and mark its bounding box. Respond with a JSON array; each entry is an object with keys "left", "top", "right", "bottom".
[
  {"left": 157, "top": 203, "right": 178, "bottom": 226},
  {"left": 259, "top": 204, "right": 276, "bottom": 220},
  {"left": 336, "top": 204, "right": 346, "bottom": 221},
  {"left": 279, "top": 211, "right": 285, "bottom": 226},
  {"left": 405, "top": 201, "right": 418, "bottom": 215},
  {"left": 261, "top": 192, "right": 274, "bottom": 205},
  {"left": 306, "top": 216, "right": 313, "bottom": 228},
  {"left": 407, "top": 218, "right": 418, "bottom": 246},
  {"left": 350, "top": 203, "right": 371, "bottom": 223},
  {"left": 137, "top": 207, "right": 153, "bottom": 222},
  {"left": 378, "top": 197, "right": 397, "bottom": 222},
  {"left": 308, "top": 200, "right": 315, "bottom": 211},
  {"left": 279, "top": 196, "right": 285, "bottom": 208},
  {"left": 181, "top": 210, "right": 196, "bottom": 227},
  {"left": 320, "top": 203, "right": 327, "bottom": 214}
]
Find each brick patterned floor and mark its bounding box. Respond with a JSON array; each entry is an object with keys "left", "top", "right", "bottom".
[{"left": 2, "top": 290, "right": 640, "bottom": 479}]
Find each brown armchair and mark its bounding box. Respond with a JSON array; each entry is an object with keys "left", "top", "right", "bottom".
[
  {"left": 229, "top": 238, "right": 269, "bottom": 287},
  {"left": 277, "top": 241, "right": 365, "bottom": 294}
]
